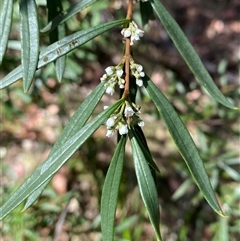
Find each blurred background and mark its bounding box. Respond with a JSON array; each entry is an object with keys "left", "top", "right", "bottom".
[{"left": 0, "top": 0, "right": 239, "bottom": 240}]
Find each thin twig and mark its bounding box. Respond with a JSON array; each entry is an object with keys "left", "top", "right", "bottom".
[{"left": 123, "top": 0, "right": 133, "bottom": 98}]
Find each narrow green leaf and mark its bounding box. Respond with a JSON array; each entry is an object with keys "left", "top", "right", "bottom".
[
  {"left": 101, "top": 135, "right": 127, "bottom": 241},
  {"left": 0, "top": 19, "right": 129, "bottom": 89},
  {"left": 46, "top": 0, "right": 66, "bottom": 82},
  {"left": 55, "top": 24, "right": 66, "bottom": 82},
  {"left": 144, "top": 76, "right": 224, "bottom": 216},
  {"left": 20, "top": 0, "right": 40, "bottom": 92},
  {"left": 23, "top": 178, "right": 51, "bottom": 209},
  {"left": 0, "top": 0, "right": 13, "bottom": 64},
  {"left": 133, "top": 126, "right": 160, "bottom": 174},
  {"left": 0, "top": 99, "right": 124, "bottom": 220},
  {"left": 129, "top": 129, "right": 162, "bottom": 241},
  {"left": 0, "top": 65, "right": 22, "bottom": 89},
  {"left": 151, "top": 0, "right": 237, "bottom": 109},
  {"left": 41, "top": 0, "right": 98, "bottom": 34},
  {"left": 38, "top": 19, "right": 129, "bottom": 68},
  {"left": 23, "top": 82, "right": 105, "bottom": 209},
  {"left": 47, "top": 0, "right": 63, "bottom": 44}
]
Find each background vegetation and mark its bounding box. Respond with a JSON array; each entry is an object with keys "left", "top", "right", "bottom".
[{"left": 1, "top": 0, "right": 239, "bottom": 240}]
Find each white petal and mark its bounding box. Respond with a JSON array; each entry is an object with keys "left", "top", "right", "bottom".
[
  {"left": 139, "top": 71, "right": 145, "bottom": 77},
  {"left": 136, "top": 79, "right": 143, "bottom": 87},
  {"left": 122, "top": 28, "right": 131, "bottom": 38},
  {"left": 116, "top": 69, "right": 123, "bottom": 77},
  {"left": 106, "top": 117, "right": 115, "bottom": 127},
  {"left": 106, "top": 86, "right": 115, "bottom": 95},
  {"left": 103, "top": 106, "right": 109, "bottom": 110},
  {"left": 105, "top": 66, "right": 114, "bottom": 76},
  {"left": 100, "top": 74, "right": 107, "bottom": 81},
  {"left": 133, "top": 34, "right": 140, "bottom": 41},
  {"left": 119, "top": 125, "right": 128, "bottom": 135},
  {"left": 124, "top": 106, "right": 135, "bottom": 117},
  {"left": 137, "top": 65, "right": 143, "bottom": 72},
  {"left": 136, "top": 29, "right": 144, "bottom": 37},
  {"left": 106, "top": 129, "right": 114, "bottom": 137},
  {"left": 138, "top": 121, "right": 145, "bottom": 127}
]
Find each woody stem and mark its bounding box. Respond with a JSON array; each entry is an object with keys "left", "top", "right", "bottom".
[{"left": 123, "top": 0, "right": 133, "bottom": 98}]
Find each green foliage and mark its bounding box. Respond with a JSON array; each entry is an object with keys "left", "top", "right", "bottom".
[
  {"left": 0, "top": 0, "right": 13, "bottom": 64},
  {"left": 144, "top": 76, "right": 223, "bottom": 216},
  {"left": 0, "top": 0, "right": 238, "bottom": 240},
  {"left": 101, "top": 135, "right": 127, "bottom": 241},
  {"left": 20, "top": 0, "right": 39, "bottom": 92}
]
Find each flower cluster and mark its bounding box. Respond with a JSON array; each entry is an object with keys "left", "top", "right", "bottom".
[
  {"left": 130, "top": 61, "right": 145, "bottom": 87},
  {"left": 100, "top": 60, "right": 146, "bottom": 94},
  {"left": 105, "top": 101, "right": 144, "bottom": 137},
  {"left": 100, "top": 66, "right": 125, "bottom": 95},
  {"left": 121, "top": 21, "right": 144, "bottom": 45}
]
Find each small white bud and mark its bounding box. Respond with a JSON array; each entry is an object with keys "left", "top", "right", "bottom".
[
  {"left": 138, "top": 120, "right": 145, "bottom": 127},
  {"left": 106, "top": 129, "right": 114, "bottom": 137},
  {"left": 119, "top": 125, "right": 128, "bottom": 135},
  {"left": 116, "top": 69, "right": 123, "bottom": 77},
  {"left": 106, "top": 86, "right": 115, "bottom": 95},
  {"left": 124, "top": 106, "right": 135, "bottom": 117},
  {"left": 137, "top": 65, "right": 143, "bottom": 72},
  {"left": 106, "top": 117, "right": 115, "bottom": 127},
  {"left": 100, "top": 74, "right": 107, "bottom": 82},
  {"left": 136, "top": 79, "right": 143, "bottom": 87},
  {"left": 122, "top": 29, "right": 131, "bottom": 38},
  {"left": 105, "top": 66, "right": 114, "bottom": 76}
]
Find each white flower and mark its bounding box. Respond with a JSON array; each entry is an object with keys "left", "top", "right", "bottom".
[
  {"left": 136, "top": 79, "right": 143, "bottom": 87},
  {"left": 121, "top": 29, "right": 131, "bottom": 38},
  {"left": 106, "top": 86, "right": 115, "bottom": 95},
  {"left": 124, "top": 106, "right": 135, "bottom": 117},
  {"left": 136, "top": 65, "right": 143, "bottom": 72},
  {"left": 119, "top": 125, "right": 128, "bottom": 135},
  {"left": 106, "top": 129, "right": 114, "bottom": 137},
  {"left": 116, "top": 69, "right": 123, "bottom": 77},
  {"left": 103, "top": 106, "right": 109, "bottom": 110},
  {"left": 121, "top": 21, "right": 144, "bottom": 45},
  {"left": 138, "top": 120, "right": 145, "bottom": 127},
  {"left": 100, "top": 74, "right": 107, "bottom": 81},
  {"left": 105, "top": 66, "right": 114, "bottom": 76},
  {"left": 106, "top": 117, "right": 115, "bottom": 128}
]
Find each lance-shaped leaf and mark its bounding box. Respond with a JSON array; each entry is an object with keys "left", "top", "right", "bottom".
[
  {"left": 20, "top": 0, "right": 39, "bottom": 92},
  {"left": 0, "top": 0, "right": 13, "bottom": 64},
  {"left": 55, "top": 23, "right": 66, "bottom": 82},
  {"left": 129, "top": 129, "right": 162, "bottom": 241},
  {"left": 101, "top": 135, "right": 127, "bottom": 241},
  {"left": 144, "top": 75, "right": 224, "bottom": 216},
  {"left": 46, "top": 0, "right": 66, "bottom": 82},
  {"left": 41, "top": 0, "right": 98, "bottom": 34},
  {"left": 0, "top": 19, "right": 129, "bottom": 89},
  {"left": 23, "top": 82, "right": 105, "bottom": 210},
  {"left": 133, "top": 126, "right": 160, "bottom": 174},
  {"left": 151, "top": 0, "right": 237, "bottom": 109},
  {"left": 0, "top": 98, "right": 124, "bottom": 220}
]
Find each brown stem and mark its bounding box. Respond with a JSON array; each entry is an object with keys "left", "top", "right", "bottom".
[
  {"left": 126, "top": 0, "right": 133, "bottom": 19},
  {"left": 122, "top": 0, "right": 133, "bottom": 98}
]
